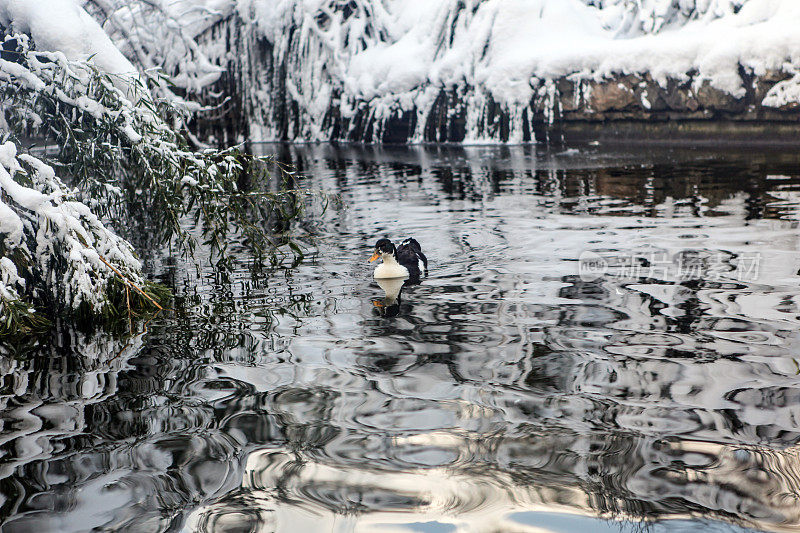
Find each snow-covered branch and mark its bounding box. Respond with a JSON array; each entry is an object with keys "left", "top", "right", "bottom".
[
  {"left": 0, "top": 28, "right": 301, "bottom": 253},
  {"left": 0, "top": 1, "right": 305, "bottom": 335},
  {"left": 589, "top": 0, "right": 747, "bottom": 35},
  {"left": 0, "top": 140, "right": 149, "bottom": 331},
  {"left": 81, "top": 0, "right": 228, "bottom": 103}
]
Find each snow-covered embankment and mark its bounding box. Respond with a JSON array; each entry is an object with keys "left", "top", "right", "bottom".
[{"left": 208, "top": 0, "right": 800, "bottom": 143}]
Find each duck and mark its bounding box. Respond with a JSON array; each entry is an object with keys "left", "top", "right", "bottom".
[{"left": 369, "top": 238, "right": 428, "bottom": 279}]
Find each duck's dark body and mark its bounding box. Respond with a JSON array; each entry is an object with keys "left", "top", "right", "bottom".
[{"left": 396, "top": 238, "right": 428, "bottom": 279}]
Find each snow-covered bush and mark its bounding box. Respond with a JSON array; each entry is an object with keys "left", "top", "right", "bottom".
[
  {"left": 0, "top": 3, "right": 303, "bottom": 335},
  {"left": 0, "top": 140, "right": 161, "bottom": 334},
  {"left": 0, "top": 23, "right": 303, "bottom": 246}
]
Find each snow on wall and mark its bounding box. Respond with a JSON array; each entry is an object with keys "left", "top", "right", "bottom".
[
  {"left": 3, "top": 1, "right": 797, "bottom": 143},
  {"left": 229, "top": 0, "right": 800, "bottom": 143}
]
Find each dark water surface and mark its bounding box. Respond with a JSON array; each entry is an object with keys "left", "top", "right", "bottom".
[{"left": 4, "top": 144, "right": 800, "bottom": 532}]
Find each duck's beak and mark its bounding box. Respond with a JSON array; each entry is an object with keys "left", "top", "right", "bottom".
[{"left": 369, "top": 251, "right": 380, "bottom": 262}]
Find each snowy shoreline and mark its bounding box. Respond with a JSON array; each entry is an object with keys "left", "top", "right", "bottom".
[
  {"left": 188, "top": 0, "right": 800, "bottom": 144},
  {"left": 8, "top": 0, "right": 798, "bottom": 145}
]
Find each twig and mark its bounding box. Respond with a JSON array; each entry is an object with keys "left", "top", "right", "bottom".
[
  {"left": 97, "top": 254, "right": 164, "bottom": 311},
  {"left": 125, "top": 284, "right": 132, "bottom": 333}
]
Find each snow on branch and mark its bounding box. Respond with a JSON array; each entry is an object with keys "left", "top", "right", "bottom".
[
  {"left": 82, "top": 0, "right": 228, "bottom": 103},
  {"left": 0, "top": 140, "right": 148, "bottom": 332},
  {"left": 0, "top": 30, "right": 303, "bottom": 258},
  {"left": 588, "top": 0, "right": 747, "bottom": 35},
  {"left": 0, "top": 5, "right": 306, "bottom": 334}
]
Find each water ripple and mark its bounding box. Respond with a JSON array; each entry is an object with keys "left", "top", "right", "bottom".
[{"left": 7, "top": 145, "right": 800, "bottom": 532}]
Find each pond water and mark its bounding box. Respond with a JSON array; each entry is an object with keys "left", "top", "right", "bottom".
[{"left": 3, "top": 143, "right": 800, "bottom": 532}]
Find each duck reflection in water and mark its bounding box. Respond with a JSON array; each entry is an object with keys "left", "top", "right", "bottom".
[{"left": 373, "top": 276, "right": 407, "bottom": 317}]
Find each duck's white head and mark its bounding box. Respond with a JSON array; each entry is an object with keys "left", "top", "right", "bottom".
[
  {"left": 369, "top": 238, "right": 396, "bottom": 264},
  {"left": 370, "top": 238, "right": 409, "bottom": 279}
]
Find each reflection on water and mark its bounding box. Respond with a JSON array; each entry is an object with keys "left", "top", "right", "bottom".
[
  {"left": 4, "top": 144, "right": 800, "bottom": 532},
  {"left": 373, "top": 277, "right": 407, "bottom": 318}
]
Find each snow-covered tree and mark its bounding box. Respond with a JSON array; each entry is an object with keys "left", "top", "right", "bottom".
[
  {"left": 80, "top": 0, "right": 229, "bottom": 109},
  {"left": 0, "top": 0, "right": 300, "bottom": 336}
]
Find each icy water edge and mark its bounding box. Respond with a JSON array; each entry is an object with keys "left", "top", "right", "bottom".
[{"left": 3, "top": 144, "right": 800, "bottom": 532}]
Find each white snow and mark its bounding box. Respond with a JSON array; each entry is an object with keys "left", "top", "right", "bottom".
[
  {"left": 0, "top": 141, "right": 144, "bottom": 315},
  {"left": 4, "top": 0, "right": 796, "bottom": 143},
  {"left": 232, "top": 0, "right": 800, "bottom": 141},
  {"left": 74, "top": 0, "right": 231, "bottom": 100},
  {"left": 0, "top": 0, "right": 137, "bottom": 76}
]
